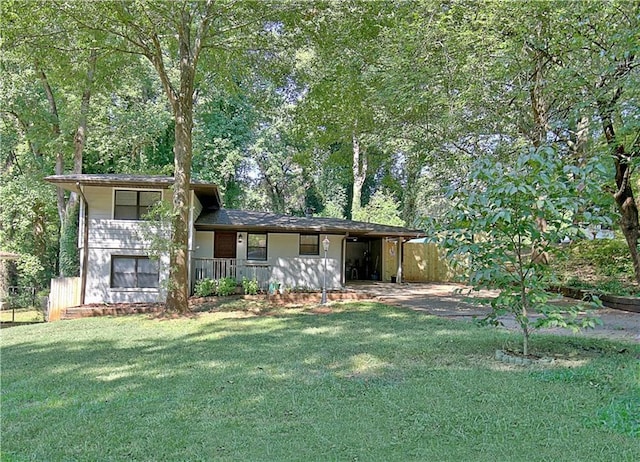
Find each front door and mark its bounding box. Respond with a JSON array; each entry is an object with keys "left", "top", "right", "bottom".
[{"left": 214, "top": 232, "right": 237, "bottom": 259}]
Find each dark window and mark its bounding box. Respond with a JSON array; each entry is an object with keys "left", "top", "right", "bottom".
[
  {"left": 111, "top": 256, "right": 159, "bottom": 288},
  {"left": 247, "top": 233, "right": 267, "bottom": 261},
  {"left": 299, "top": 234, "right": 319, "bottom": 255},
  {"left": 114, "top": 190, "right": 161, "bottom": 220}
]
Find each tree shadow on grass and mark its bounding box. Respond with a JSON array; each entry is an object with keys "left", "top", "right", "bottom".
[{"left": 2, "top": 303, "right": 638, "bottom": 460}]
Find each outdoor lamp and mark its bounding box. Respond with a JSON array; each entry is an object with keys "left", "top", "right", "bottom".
[
  {"left": 238, "top": 233, "right": 243, "bottom": 244},
  {"left": 321, "top": 236, "right": 330, "bottom": 304},
  {"left": 323, "top": 236, "right": 330, "bottom": 252}
]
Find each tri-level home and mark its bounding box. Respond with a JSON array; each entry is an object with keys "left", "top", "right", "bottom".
[{"left": 46, "top": 174, "right": 422, "bottom": 305}]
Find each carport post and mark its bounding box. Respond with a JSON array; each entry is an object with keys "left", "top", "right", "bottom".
[{"left": 396, "top": 237, "right": 403, "bottom": 283}]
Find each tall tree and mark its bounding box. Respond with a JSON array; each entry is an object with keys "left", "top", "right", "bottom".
[
  {"left": 2, "top": 1, "right": 107, "bottom": 277},
  {"left": 564, "top": 1, "right": 640, "bottom": 282},
  {"left": 59, "top": 1, "right": 281, "bottom": 312},
  {"left": 293, "top": 1, "right": 393, "bottom": 218}
]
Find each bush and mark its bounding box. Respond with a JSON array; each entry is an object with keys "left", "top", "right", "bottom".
[
  {"left": 194, "top": 277, "right": 238, "bottom": 297},
  {"left": 242, "top": 277, "right": 259, "bottom": 295},
  {"left": 194, "top": 278, "right": 216, "bottom": 297},
  {"left": 4, "top": 287, "right": 37, "bottom": 309},
  {"left": 216, "top": 277, "right": 237, "bottom": 296}
]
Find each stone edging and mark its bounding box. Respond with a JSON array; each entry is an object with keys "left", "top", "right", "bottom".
[{"left": 550, "top": 286, "right": 640, "bottom": 314}]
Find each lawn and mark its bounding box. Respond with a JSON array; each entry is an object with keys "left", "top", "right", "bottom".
[
  {"left": 0, "top": 307, "right": 44, "bottom": 324},
  {"left": 1, "top": 302, "right": 638, "bottom": 461}
]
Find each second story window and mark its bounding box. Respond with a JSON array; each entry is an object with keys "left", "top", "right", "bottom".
[{"left": 114, "top": 190, "right": 161, "bottom": 220}]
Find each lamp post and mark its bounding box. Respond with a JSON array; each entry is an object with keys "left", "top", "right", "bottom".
[{"left": 321, "top": 235, "right": 330, "bottom": 304}]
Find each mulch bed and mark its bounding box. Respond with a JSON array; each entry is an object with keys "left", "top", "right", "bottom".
[{"left": 61, "top": 291, "right": 374, "bottom": 320}]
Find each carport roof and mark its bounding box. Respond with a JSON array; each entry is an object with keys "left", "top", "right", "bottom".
[{"left": 195, "top": 209, "right": 423, "bottom": 238}]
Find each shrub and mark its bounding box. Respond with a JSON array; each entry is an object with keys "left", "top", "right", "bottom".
[
  {"left": 216, "top": 277, "right": 237, "bottom": 296},
  {"left": 571, "top": 237, "right": 633, "bottom": 278},
  {"left": 242, "top": 277, "right": 259, "bottom": 295},
  {"left": 194, "top": 278, "right": 216, "bottom": 297}
]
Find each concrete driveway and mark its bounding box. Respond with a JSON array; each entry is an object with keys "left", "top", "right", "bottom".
[{"left": 348, "top": 282, "right": 640, "bottom": 343}]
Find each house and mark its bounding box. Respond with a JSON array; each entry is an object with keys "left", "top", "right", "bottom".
[{"left": 46, "top": 174, "right": 422, "bottom": 305}]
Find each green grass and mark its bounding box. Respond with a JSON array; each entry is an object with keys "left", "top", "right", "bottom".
[
  {"left": 0, "top": 307, "right": 44, "bottom": 323},
  {"left": 1, "top": 302, "right": 638, "bottom": 461}
]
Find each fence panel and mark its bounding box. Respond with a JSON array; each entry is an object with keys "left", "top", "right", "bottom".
[
  {"left": 48, "top": 277, "right": 81, "bottom": 321},
  {"left": 403, "top": 242, "right": 453, "bottom": 283}
]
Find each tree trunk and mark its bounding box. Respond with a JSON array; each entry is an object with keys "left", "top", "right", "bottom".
[
  {"left": 529, "top": 50, "right": 549, "bottom": 148},
  {"left": 0, "top": 260, "right": 9, "bottom": 306},
  {"left": 73, "top": 49, "right": 97, "bottom": 176},
  {"left": 527, "top": 41, "right": 551, "bottom": 264},
  {"left": 568, "top": 115, "right": 590, "bottom": 163},
  {"left": 599, "top": 100, "right": 640, "bottom": 283},
  {"left": 36, "top": 65, "right": 65, "bottom": 223},
  {"left": 613, "top": 152, "right": 640, "bottom": 282},
  {"left": 520, "top": 282, "right": 530, "bottom": 357},
  {"left": 65, "top": 49, "right": 98, "bottom": 218},
  {"left": 163, "top": 11, "right": 197, "bottom": 313},
  {"left": 164, "top": 100, "right": 193, "bottom": 312},
  {"left": 524, "top": 20, "right": 551, "bottom": 149},
  {"left": 127, "top": 2, "right": 213, "bottom": 313},
  {"left": 351, "top": 130, "right": 367, "bottom": 218},
  {"left": 402, "top": 151, "right": 422, "bottom": 225}
]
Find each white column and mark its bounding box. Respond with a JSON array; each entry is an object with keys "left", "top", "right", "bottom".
[{"left": 396, "top": 237, "right": 403, "bottom": 283}]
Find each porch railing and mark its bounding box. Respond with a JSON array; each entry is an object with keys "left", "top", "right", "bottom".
[
  {"left": 240, "top": 263, "right": 271, "bottom": 291},
  {"left": 192, "top": 258, "right": 271, "bottom": 292}
]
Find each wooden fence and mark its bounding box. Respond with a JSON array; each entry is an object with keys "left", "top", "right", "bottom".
[
  {"left": 403, "top": 241, "right": 454, "bottom": 283},
  {"left": 48, "top": 277, "right": 81, "bottom": 321}
]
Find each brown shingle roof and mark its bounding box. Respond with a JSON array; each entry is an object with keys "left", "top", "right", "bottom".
[
  {"left": 195, "top": 209, "right": 422, "bottom": 238},
  {"left": 44, "top": 175, "right": 422, "bottom": 237}
]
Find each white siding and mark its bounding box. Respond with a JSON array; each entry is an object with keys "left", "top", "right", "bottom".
[
  {"left": 85, "top": 186, "right": 113, "bottom": 220},
  {"left": 266, "top": 234, "right": 342, "bottom": 290},
  {"left": 84, "top": 248, "right": 169, "bottom": 304},
  {"left": 192, "top": 194, "right": 203, "bottom": 220},
  {"left": 188, "top": 192, "right": 202, "bottom": 253},
  {"left": 194, "top": 231, "right": 214, "bottom": 258},
  {"left": 268, "top": 233, "right": 299, "bottom": 258},
  {"left": 87, "top": 219, "right": 170, "bottom": 249},
  {"left": 82, "top": 185, "right": 171, "bottom": 304}
]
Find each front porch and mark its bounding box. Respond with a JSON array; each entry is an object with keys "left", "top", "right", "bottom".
[{"left": 191, "top": 258, "right": 271, "bottom": 293}]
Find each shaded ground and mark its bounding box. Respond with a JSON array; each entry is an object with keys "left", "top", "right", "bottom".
[
  {"left": 350, "top": 282, "right": 640, "bottom": 343},
  {"left": 50, "top": 282, "right": 640, "bottom": 343}
]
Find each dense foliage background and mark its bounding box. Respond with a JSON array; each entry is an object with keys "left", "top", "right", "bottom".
[{"left": 1, "top": 0, "right": 638, "bottom": 293}]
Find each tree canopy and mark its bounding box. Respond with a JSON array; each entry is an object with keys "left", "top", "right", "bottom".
[{"left": 2, "top": 0, "right": 638, "bottom": 308}]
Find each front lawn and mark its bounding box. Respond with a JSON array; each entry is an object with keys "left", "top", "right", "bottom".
[
  {"left": 1, "top": 302, "right": 638, "bottom": 461},
  {"left": 0, "top": 307, "right": 44, "bottom": 324}
]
